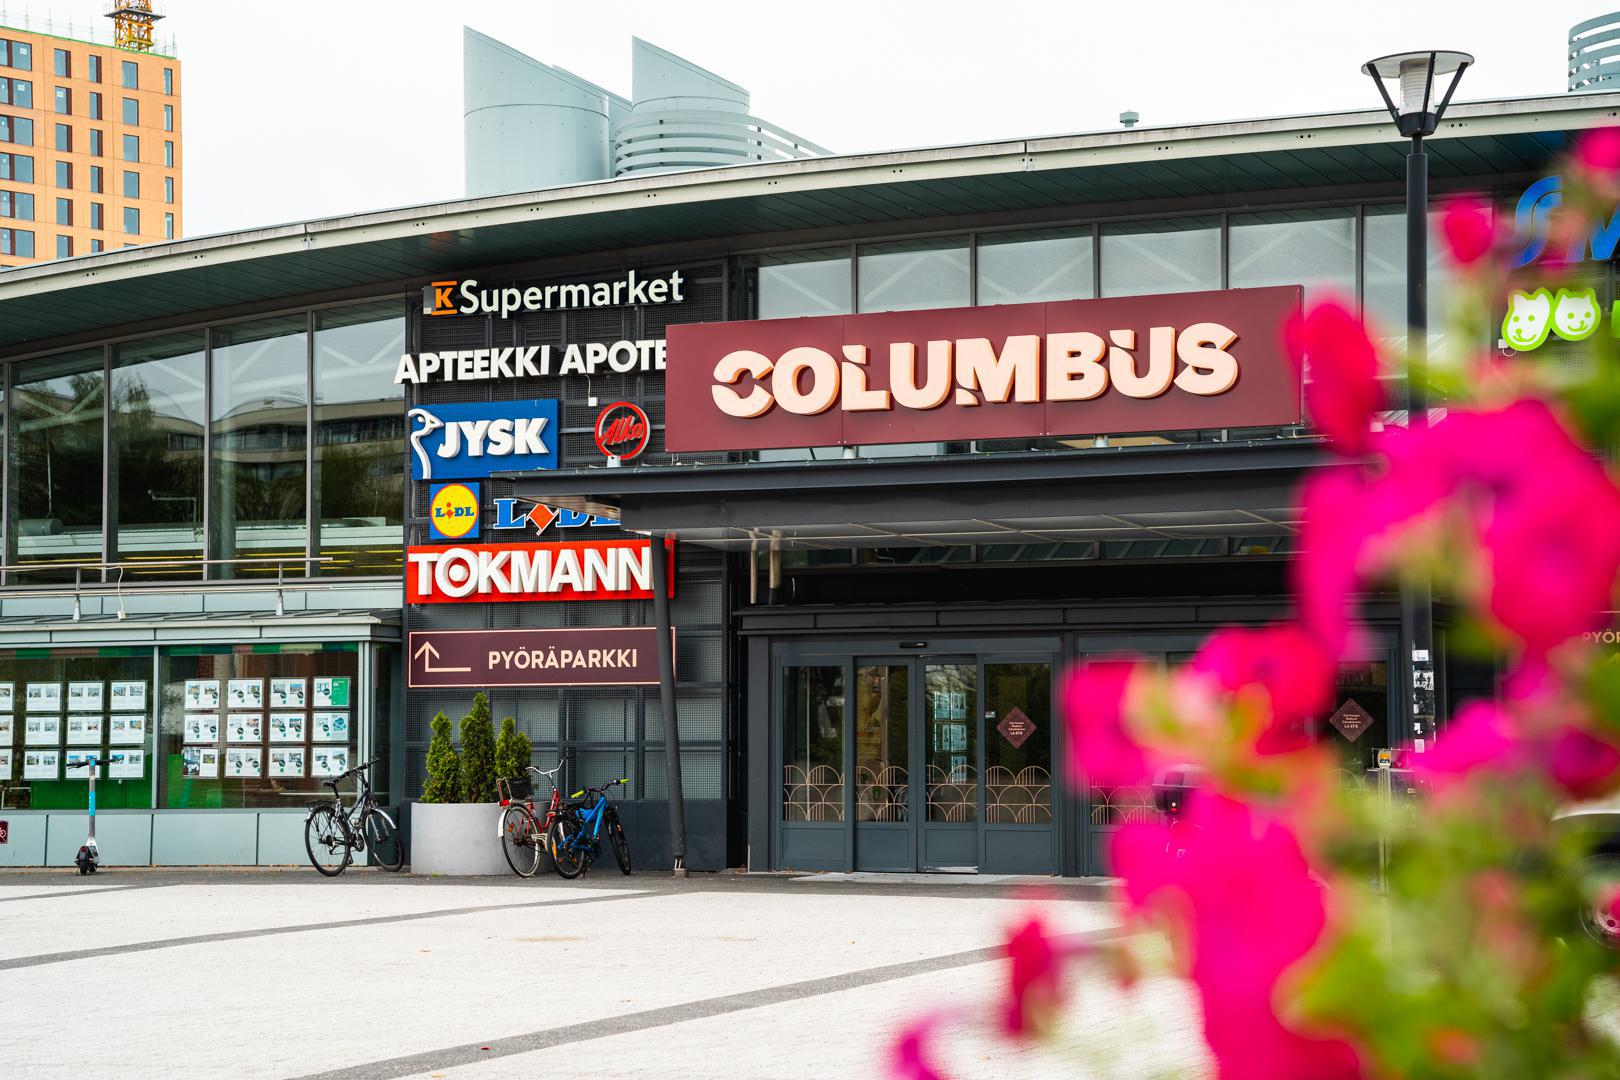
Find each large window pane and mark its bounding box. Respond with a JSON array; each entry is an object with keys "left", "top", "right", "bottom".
[
  {"left": 1228, "top": 208, "right": 1355, "bottom": 306},
  {"left": 314, "top": 303, "right": 404, "bottom": 578},
  {"left": 210, "top": 316, "right": 307, "bottom": 579},
  {"left": 782, "top": 665, "right": 844, "bottom": 821},
  {"left": 924, "top": 662, "right": 977, "bottom": 822},
  {"left": 984, "top": 662, "right": 1052, "bottom": 824},
  {"left": 977, "top": 227, "right": 1094, "bottom": 305},
  {"left": 1364, "top": 204, "right": 1463, "bottom": 362},
  {"left": 747, "top": 248, "right": 851, "bottom": 318},
  {"left": 855, "top": 664, "right": 908, "bottom": 821},
  {"left": 110, "top": 332, "right": 204, "bottom": 578},
  {"left": 858, "top": 236, "right": 969, "bottom": 313},
  {"left": 13, "top": 350, "right": 103, "bottom": 582},
  {"left": 1100, "top": 217, "right": 1220, "bottom": 297}
]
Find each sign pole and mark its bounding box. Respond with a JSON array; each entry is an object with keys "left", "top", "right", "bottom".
[{"left": 650, "top": 539, "right": 687, "bottom": 877}]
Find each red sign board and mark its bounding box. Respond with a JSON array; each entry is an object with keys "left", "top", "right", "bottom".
[
  {"left": 405, "top": 538, "right": 674, "bottom": 604},
  {"left": 664, "top": 287, "right": 1302, "bottom": 452},
  {"left": 997, "top": 707, "right": 1037, "bottom": 750},
  {"left": 408, "top": 627, "right": 669, "bottom": 688},
  {"left": 595, "top": 401, "right": 651, "bottom": 460},
  {"left": 0, "top": 820, "right": 7, "bottom": 845},
  {"left": 1328, "top": 698, "right": 1376, "bottom": 743}
]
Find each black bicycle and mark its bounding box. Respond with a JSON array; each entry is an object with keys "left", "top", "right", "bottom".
[
  {"left": 547, "top": 778, "right": 632, "bottom": 879},
  {"left": 304, "top": 757, "right": 404, "bottom": 876}
]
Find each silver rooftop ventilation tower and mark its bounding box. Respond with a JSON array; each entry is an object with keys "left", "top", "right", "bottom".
[{"left": 1570, "top": 12, "right": 1620, "bottom": 91}]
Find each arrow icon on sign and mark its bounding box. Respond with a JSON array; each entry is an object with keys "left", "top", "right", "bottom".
[{"left": 414, "top": 640, "right": 471, "bottom": 673}]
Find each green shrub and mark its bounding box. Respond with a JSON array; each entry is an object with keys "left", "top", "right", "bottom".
[
  {"left": 420, "top": 711, "right": 460, "bottom": 803},
  {"left": 459, "top": 692, "right": 497, "bottom": 803},
  {"left": 494, "top": 716, "right": 532, "bottom": 781}
]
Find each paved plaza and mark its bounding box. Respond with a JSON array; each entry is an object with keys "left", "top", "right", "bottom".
[{"left": 0, "top": 869, "right": 1206, "bottom": 1080}]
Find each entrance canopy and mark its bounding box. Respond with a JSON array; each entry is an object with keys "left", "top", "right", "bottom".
[{"left": 509, "top": 440, "right": 1329, "bottom": 551}]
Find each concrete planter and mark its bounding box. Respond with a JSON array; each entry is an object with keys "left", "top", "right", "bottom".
[{"left": 409, "top": 801, "right": 508, "bottom": 876}]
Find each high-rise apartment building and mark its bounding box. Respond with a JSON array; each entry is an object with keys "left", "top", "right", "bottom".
[{"left": 0, "top": 21, "right": 180, "bottom": 267}]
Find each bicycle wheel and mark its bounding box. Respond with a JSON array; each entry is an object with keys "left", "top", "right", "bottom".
[
  {"left": 548, "top": 815, "right": 586, "bottom": 879},
  {"left": 607, "top": 810, "right": 632, "bottom": 876},
  {"left": 305, "top": 805, "right": 352, "bottom": 877},
  {"left": 501, "top": 805, "right": 542, "bottom": 878},
  {"left": 363, "top": 809, "right": 405, "bottom": 872}
]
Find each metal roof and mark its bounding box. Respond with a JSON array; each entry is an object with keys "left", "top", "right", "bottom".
[{"left": 0, "top": 91, "right": 1611, "bottom": 354}]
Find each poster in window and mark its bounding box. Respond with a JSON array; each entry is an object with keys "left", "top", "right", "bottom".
[
  {"left": 311, "top": 747, "right": 349, "bottom": 778},
  {"left": 313, "top": 677, "right": 350, "bottom": 709},
  {"left": 269, "top": 678, "right": 306, "bottom": 709},
  {"left": 24, "top": 715, "right": 60, "bottom": 746},
  {"left": 23, "top": 749, "right": 59, "bottom": 780},
  {"left": 182, "top": 746, "right": 218, "bottom": 779},
  {"left": 184, "top": 680, "right": 220, "bottom": 711},
  {"left": 224, "top": 747, "right": 261, "bottom": 778},
  {"left": 67, "top": 681, "right": 103, "bottom": 712},
  {"left": 65, "top": 715, "right": 103, "bottom": 746},
  {"left": 226, "top": 714, "right": 262, "bottom": 744},
  {"left": 64, "top": 750, "right": 100, "bottom": 778},
  {"left": 108, "top": 715, "right": 146, "bottom": 746},
  {"left": 108, "top": 749, "right": 144, "bottom": 779},
  {"left": 269, "top": 747, "right": 305, "bottom": 778},
  {"left": 0, "top": 749, "right": 10, "bottom": 780},
  {"left": 109, "top": 681, "right": 146, "bottom": 712},
  {"left": 25, "top": 683, "right": 61, "bottom": 713},
  {"left": 0, "top": 715, "right": 11, "bottom": 745},
  {"left": 312, "top": 712, "right": 349, "bottom": 743},
  {"left": 182, "top": 713, "right": 219, "bottom": 744},
  {"left": 268, "top": 713, "right": 305, "bottom": 744},
  {"left": 227, "top": 679, "right": 264, "bottom": 710},
  {"left": 0, "top": 682, "right": 16, "bottom": 712}
]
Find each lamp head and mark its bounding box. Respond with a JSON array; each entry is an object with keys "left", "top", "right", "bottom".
[{"left": 1362, "top": 50, "right": 1474, "bottom": 137}]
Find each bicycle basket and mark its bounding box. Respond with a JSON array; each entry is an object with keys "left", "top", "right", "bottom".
[{"left": 497, "top": 774, "right": 534, "bottom": 803}]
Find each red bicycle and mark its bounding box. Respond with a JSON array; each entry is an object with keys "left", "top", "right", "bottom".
[{"left": 498, "top": 763, "right": 563, "bottom": 877}]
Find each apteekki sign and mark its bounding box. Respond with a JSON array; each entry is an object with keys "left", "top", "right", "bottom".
[
  {"left": 405, "top": 538, "right": 674, "bottom": 604},
  {"left": 664, "top": 287, "right": 1301, "bottom": 451},
  {"left": 408, "top": 627, "right": 668, "bottom": 688}
]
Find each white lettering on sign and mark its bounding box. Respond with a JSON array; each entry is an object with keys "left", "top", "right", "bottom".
[
  {"left": 394, "top": 340, "right": 667, "bottom": 384},
  {"left": 709, "top": 325, "right": 1240, "bottom": 418},
  {"left": 407, "top": 544, "right": 653, "bottom": 601},
  {"left": 426, "top": 270, "right": 687, "bottom": 318}
]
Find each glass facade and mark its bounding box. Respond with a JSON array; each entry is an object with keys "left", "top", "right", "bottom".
[
  {"left": 858, "top": 236, "right": 970, "bottom": 312},
  {"left": 3, "top": 301, "right": 405, "bottom": 583},
  {"left": 746, "top": 248, "right": 851, "bottom": 318},
  {"left": 1228, "top": 208, "right": 1355, "bottom": 305},
  {"left": 1100, "top": 216, "right": 1221, "bottom": 297},
  {"left": 977, "top": 227, "right": 1094, "bottom": 305}
]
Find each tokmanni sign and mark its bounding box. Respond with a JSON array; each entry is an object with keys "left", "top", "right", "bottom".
[
  {"left": 664, "top": 287, "right": 1302, "bottom": 451},
  {"left": 408, "top": 627, "right": 669, "bottom": 688}
]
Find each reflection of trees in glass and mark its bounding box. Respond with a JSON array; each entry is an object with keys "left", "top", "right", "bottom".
[
  {"left": 15, "top": 371, "right": 103, "bottom": 531},
  {"left": 112, "top": 370, "right": 203, "bottom": 533}
]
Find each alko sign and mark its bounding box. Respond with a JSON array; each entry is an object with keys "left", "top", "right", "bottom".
[
  {"left": 406, "top": 538, "right": 674, "bottom": 604},
  {"left": 407, "top": 400, "right": 558, "bottom": 480},
  {"left": 664, "top": 288, "right": 1302, "bottom": 452},
  {"left": 595, "top": 402, "right": 651, "bottom": 460}
]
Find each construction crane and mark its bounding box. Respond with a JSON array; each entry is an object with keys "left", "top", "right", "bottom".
[{"left": 105, "top": 0, "right": 164, "bottom": 52}]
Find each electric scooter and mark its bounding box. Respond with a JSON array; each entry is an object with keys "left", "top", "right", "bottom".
[{"left": 65, "top": 755, "right": 100, "bottom": 874}]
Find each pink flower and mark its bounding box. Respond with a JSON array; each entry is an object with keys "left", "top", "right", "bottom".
[
  {"left": 1062, "top": 660, "right": 1155, "bottom": 788},
  {"left": 1112, "top": 796, "right": 1362, "bottom": 1079},
  {"left": 1190, "top": 625, "right": 1335, "bottom": 754},
  {"left": 1576, "top": 127, "right": 1620, "bottom": 174},
  {"left": 888, "top": 1013, "right": 952, "bottom": 1080},
  {"left": 1544, "top": 726, "right": 1620, "bottom": 799},
  {"left": 1294, "top": 467, "right": 1380, "bottom": 658},
  {"left": 1440, "top": 197, "right": 1495, "bottom": 266},
  {"left": 1002, "top": 915, "right": 1069, "bottom": 1036},
  {"left": 1284, "top": 300, "right": 1386, "bottom": 456},
  {"left": 1417, "top": 701, "right": 1522, "bottom": 788}
]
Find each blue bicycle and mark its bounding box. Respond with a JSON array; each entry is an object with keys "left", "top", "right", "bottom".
[{"left": 547, "top": 778, "right": 632, "bottom": 878}]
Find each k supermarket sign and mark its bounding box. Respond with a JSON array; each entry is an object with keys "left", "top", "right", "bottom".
[
  {"left": 407, "top": 627, "right": 669, "bottom": 688},
  {"left": 407, "top": 400, "right": 558, "bottom": 480},
  {"left": 406, "top": 538, "right": 674, "bottom": 604},
  {"left": 664, "top": 288, "right": 1302, "bottom": 452}
]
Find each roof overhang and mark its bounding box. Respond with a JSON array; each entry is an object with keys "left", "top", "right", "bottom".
[{"left": 0, "top": 92, "right": 1608, "bottom": 355}]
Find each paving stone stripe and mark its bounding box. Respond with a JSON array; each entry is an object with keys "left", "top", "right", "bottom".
[
  {"left": 289, "top": 927, "right": 1126, "bottom": 1080},
  {"left": 0, "top": 883, "right": 160, "bottom": 904},
  {"left": 0, "top": 889, "right": 657, "bottom": 971}
]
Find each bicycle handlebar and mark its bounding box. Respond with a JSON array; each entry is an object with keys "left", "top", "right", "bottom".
[
  {"left": 568, "top": 778, "right": 629, "bottom": 799},
  {"left": 323, "top": 756, "right": 382, "bottom": 786}
]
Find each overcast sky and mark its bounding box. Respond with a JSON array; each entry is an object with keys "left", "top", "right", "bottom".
[{"left": 2, "top": 0, "right": 1607, "bottom": 235}]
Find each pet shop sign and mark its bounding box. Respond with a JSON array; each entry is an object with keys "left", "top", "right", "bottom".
[{"left": 1500, "top": 287, "right": 1607, "bottom": 352}]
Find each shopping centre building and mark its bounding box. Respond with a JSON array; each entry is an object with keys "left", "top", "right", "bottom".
[{"left": 0, "top": 87, "right": 1608, "bottom": 872}]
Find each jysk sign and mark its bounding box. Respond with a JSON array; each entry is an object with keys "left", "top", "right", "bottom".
[
  {"left": 408, "top": 627, "right": 668, "bottom": 688},
  {"left": 406, "top": 539, "right": 674, "bottom": 604},
  {"left": 407, "top": 401, "right": 558, "bottom": 480},
  {"left": 663, "top": 288, "right": 1301, "bottom": 452}
]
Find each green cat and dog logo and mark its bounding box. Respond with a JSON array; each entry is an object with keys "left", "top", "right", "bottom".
[{"left": 1501, "top": 287, "right": 1605, "bottom": 351}]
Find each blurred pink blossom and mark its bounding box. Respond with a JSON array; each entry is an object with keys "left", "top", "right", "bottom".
[
  {"left": 1416, "top": 701, "right": 1522, "bottom": 788},
  {"left": 888, "top": 1013, "right": 952, "bottom": 1080},
  {"left": 1544, "top": 726, "right": 1620, "bottom": 799},
  {"left": 1113, "top": 795, "right": 1362, "bottom": 1080},
  {"left": 1576, "top": 127, "right": 1620, "bottom": 174},
  {"left": 1002, "top": 915, "right": 1072, "bottom": 1037},
  {"left": 1189, "top": 625, "right": 1335, "bottom": 754},
  {"left": 1062, "top": 659, "right": 1156, "bottom": 788},
  {"left": 1284, "top": 301, "right": 1385, "bottom": 455},
  {"left": 1440, "top": 197, "right": 1495, "bottom": 266}
]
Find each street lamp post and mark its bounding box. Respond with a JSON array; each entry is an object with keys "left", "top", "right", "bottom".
[{"left": 1361, "top": 50, "right": 1473, "bottom": 754}]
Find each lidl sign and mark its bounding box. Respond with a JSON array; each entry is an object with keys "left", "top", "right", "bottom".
[{"left": 428, "top": 483, "right": 480, "bottom": 542}]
